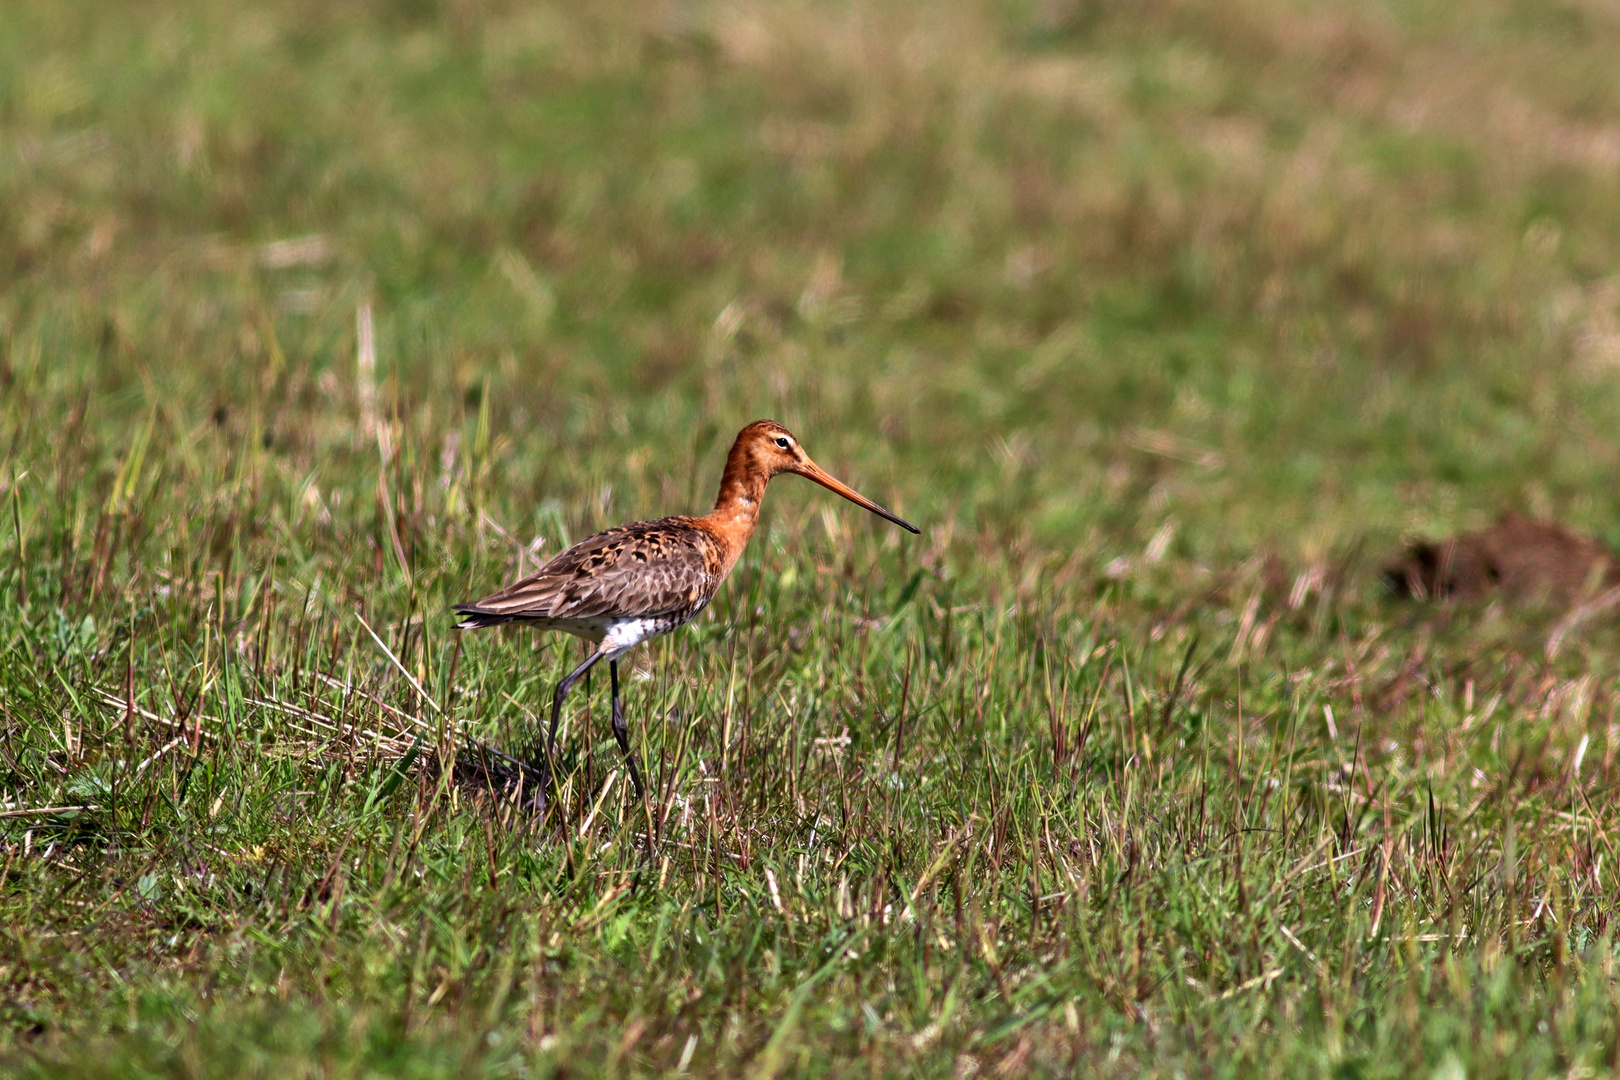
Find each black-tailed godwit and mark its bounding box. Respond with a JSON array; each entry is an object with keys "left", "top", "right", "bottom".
[{"left": 455, "top": 420, "right": 917, "bottom": 807}]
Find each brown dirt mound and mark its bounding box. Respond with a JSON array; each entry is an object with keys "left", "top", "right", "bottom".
[{"left": 1383, "top": 514, "right": 1620, "bottom": 604}]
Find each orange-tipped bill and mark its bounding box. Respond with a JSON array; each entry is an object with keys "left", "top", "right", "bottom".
[{"left": 796, "top": 462, "right": 919, "bottom": 534}]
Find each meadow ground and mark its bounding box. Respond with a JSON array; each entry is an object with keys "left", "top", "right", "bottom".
[{"left": 4, "top": 0, "right": 1620, "bottom": 1075}]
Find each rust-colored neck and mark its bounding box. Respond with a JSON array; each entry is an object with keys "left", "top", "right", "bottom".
[{"left": 701, "top": 436, "right": 771, "bottom": 575}]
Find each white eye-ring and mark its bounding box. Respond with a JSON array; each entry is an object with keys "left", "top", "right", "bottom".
[{"left": 775, "top": 436, "right": 791, "bottom": 449}]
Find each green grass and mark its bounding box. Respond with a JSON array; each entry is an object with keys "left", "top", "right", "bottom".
[{"left": 5, "top": 0, "right": 1620, "bottom": 1075}]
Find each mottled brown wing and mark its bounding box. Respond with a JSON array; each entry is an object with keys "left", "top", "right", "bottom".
[{"left": 454, "top": 517, "right": 720, "bottom": 626}]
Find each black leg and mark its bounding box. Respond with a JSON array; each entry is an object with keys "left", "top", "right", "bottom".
[
  {"left": 547, "top": 649, "right": 605, "bottom": 776},
  {"left": 609, "top": 659, "right": 647, "bottom": 799}
]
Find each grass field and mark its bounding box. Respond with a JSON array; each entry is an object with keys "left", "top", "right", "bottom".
[{"left": 5, "top": 0, "right": 1620, "bottom": 1075}]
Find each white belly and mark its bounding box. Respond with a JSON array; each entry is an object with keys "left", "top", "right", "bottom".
[
  {"left": 598, "top": 616, "right": 685, "bottom": 658},
  {"left": 540, "top": 614, "right": 689, "bottom": 658}
]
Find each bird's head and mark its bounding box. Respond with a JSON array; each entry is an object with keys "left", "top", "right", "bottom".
[{"left": 733, "top": 420, "right": 919, "bottom": 534}]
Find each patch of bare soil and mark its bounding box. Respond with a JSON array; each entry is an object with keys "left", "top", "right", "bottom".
[{"left": 1383, "top": 514, "right": 1620, "bottom": 605}]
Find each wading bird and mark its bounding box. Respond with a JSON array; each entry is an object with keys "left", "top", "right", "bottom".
[{"left": 454, "top": 420, "right": 918, "bottom": 808}]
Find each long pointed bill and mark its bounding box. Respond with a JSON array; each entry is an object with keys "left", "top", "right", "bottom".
[{"left": 796, "top": 461, "right": 920, "bottom": 534}]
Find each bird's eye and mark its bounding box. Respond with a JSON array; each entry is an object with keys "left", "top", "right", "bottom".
[{"left": 775, "top": 436, "right": 791, "bottom": 449}]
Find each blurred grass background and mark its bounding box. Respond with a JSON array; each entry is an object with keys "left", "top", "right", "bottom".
[
  {"left": 4, "top": 0, "right": 1620, "bottom": 1076},
  {"left": 9, "top": 0, "right": 1620, "bottom": 559}
]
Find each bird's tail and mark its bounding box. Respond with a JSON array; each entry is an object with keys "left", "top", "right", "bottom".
[{"left": 452, "top": 604, "right": 516, "bottom": 630}]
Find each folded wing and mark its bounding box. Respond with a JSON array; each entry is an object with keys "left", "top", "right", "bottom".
[{"left": 454, "top": 517, "right": 720, "bottom": 628}]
